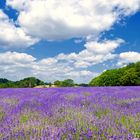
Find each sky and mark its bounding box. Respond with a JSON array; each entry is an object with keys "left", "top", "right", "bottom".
[{"left": 0, "top": 0, "right": 140, "bottom": 83}]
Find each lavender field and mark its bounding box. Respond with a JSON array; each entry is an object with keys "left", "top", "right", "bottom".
[{"left": 0, "top": 87, "right": 140, "bottom": 140}]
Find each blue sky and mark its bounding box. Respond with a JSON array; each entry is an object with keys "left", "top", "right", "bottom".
[{"left": 0, "top": 0, "right": 140, "bottom": 83}]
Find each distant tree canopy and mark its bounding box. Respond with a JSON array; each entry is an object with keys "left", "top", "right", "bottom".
[
  {"left": 62, "top": 79, "right": 75, "bottom": 87},
  {"left": 89, "top": 61, "right": 140, "bottom": 86},
  {"left": 0, "top": 77, "right": 76, "bottom": 88},
  {"left": 15, "top": 77, "right": 45, "bottom": 88},
  {"left": 0, "top": 62, "right": 139, "bottom": 88},
  {"left": 54, "top": 79, "right": 75, "bottom": 87},
  {"left": 54, "top": 80, "right": 62, "bottom": 87},
  {"left": 0, "top": 78, "right": 10, "bottom": 83},
  {"left": 0, "top": 77, "right": 45, "bottom": 88}
]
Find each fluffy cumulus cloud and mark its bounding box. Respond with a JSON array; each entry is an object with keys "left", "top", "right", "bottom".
[
  {"left": 0, "top": 38, "right": 124, "bottom": 82},
  {"left": 0, "top": 0, "right": 139, "bottom": 49},
  {"left": 2, "top": 0, "right": 140, "bottom": 47},
  {"left": 84, "top": 39, "right": 124, "bottom": 54},
  {"left": 57, "top": 39, "right": 124, "bottom": 68},
  {"left": 0, "top": 0, "right": 139, "bottom": 82},
  {"left": 6, "top": 0, "right": 140, "bottom": 40},
  {"left": 0, "top": 51, "right": 36, "bottom": 80},
  {"left": 0, "top": 51, "right": 36, "bottom": 64},
  {"left": 0, "top": 51, "right": 98, "bottom": 83},
  {"left": 0, "top": 10, "right": 38, "bottom": 49},
  {"left": 117, "top": 51, "right": 140, "bottom": 66}
]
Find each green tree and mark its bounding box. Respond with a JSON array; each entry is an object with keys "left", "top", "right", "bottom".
[
  {"left": 120, "top": 68, "right": 138, "bottom": 86},
  {"left": 61, "top": 79, "right": 75, "bottom": 87},
  {"left": 48, "top": 82, "right": 52, "bottom": 87},
  {"left": 54, "top": 80, "right": 62, "bottom": 87},
  {"left": 89, "top": 61, "right": 140, "bottom": 86}
]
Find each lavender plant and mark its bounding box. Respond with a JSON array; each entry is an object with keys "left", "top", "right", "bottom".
[{"left": 0, "top": 87, "right": 140, "bottom": 139}]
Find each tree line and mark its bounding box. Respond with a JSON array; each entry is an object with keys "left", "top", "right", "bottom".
[
  {"left": 0, "top": 61, "right": 139, "bottom": 87},
  {"left": 89, "top": 61, "right": 140, "bottom": 86},
  {"left": 0, "top": 77, "right": 45, "bottom": 88},
  {"left": 0, "top": 77, "right": 80, "bottom": 88}
]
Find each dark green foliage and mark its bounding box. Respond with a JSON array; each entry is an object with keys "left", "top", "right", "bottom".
[
  {"left": 62, "top": 79, "right": 75, "bottom": 87},
  {"left": 54, "top": 80, "right": 62, "bottom": 87},
  {"left": 0, "top": 79, "right": 15, "bottom": 88},
  {"left": 78, "top": 83, "right": 89, "bottom": 87},
  {"left": 89, "top": 61, "right": 140, "bottom": 86},
  {"left": 0, "top": 77, "right": 45, "bottom": 88},
  {"left": 120, "top": 68, "right": 138, "bottom": 86},
  {"left": 54, "top": 79, "right": 75, "bottom": 87},
  {"left": 15, "top": 77, "right": 45, "bottom": 88},
  {"left": 0, "top": 78, "right": 9, "bottom": 83}
]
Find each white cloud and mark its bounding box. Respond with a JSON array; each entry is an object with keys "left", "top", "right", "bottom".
[
  {"left": 0, "top": 41, "right": 134, "bottom": 83},
  {"left": 111, "top": 0, "right": 140, "bottom": 15},
  {"left": 0, "top": 51, "right": 37, "bottom": 80},
  {"left": 39, "top": 58, "right": 58, "bottom": 65},
  {"left": 117, "top": 51, "right": 140, "bottom": 66},
  {"left": 1, "top": 0, "right": 139, "bottom": 49},
  {"left": 0, "top": 51, "right": 36, "bottom": 64},
  {"left": 0, "top": 0, "right": 139, "bottom": 82},
  {"left": 6, "top": 0, "right": 29, "bottom": 11},
  {"left": 0, "top": 10, "right": 38, "bottom": 49},
  {"left": 56, "top": 39, "right": 123, "bottom": 68},
  {"left": 0, "top": 51, "right": 98, "bottom": 83},
  {"left": 74, "top": 52, "right": 117, "bottom": 68},
  {"left": 6, "top": 0, "right": 140, "bottom": 40},
  {"left": 0, "top": 0, "right": 138, "bottom": 49},
  {"left": 84, "top": 39, "right": 124, "bottom": 54}
]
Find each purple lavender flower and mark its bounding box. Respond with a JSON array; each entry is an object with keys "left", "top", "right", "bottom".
[{"left": 0, "top": 87, "right": 139, "bottom": 139}]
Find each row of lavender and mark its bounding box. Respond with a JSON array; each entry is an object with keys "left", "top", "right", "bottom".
[{"left": 0, "top": 87, "right": 140, "bottom": 139}]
